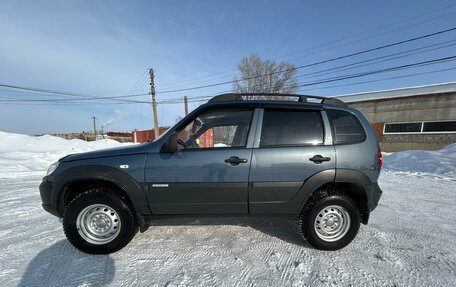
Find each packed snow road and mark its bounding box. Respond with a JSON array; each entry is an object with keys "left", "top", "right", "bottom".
[
  {"left": 0, "top": 132, "right": 455, "bottom": 286},
  {"left": 0, "top": 172, "right": 455, "bottom": 286}
]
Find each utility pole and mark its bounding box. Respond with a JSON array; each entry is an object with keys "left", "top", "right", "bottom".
[
  {"left": 184, "top": 96, "right": 188, "bottom": 116},
  {"left": 149, "top": 68, "right": 160, "bottom": 138},
  {"left": 92, "top": 116, "right": 97, "bottom": 141}
]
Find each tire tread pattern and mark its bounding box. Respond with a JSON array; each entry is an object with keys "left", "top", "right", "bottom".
[
  {"left": 63, "top": 188, "right": 138, "bottom": 254},
  {"left": 298, "top": 189, "right": 360, "bottom": 250}
]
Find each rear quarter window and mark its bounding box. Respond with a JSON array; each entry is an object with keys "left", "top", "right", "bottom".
[{"left": 327, "top": 110, "right": 366, "bottom": 144}]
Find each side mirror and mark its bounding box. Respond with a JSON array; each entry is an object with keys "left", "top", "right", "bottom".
[{"left": 161, "top": 133, "right": 178, "bottom": 153}]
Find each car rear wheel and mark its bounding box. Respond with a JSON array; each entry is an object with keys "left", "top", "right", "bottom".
[
  {"left": 299, "top": 190, "right": 360, "bottom": 250},
  {"left": 63, "top": 188, "right": 138, "bottom": 254}
]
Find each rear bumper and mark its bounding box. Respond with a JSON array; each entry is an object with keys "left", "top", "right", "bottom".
[
  {"left": 366, "top": 182, "right": 383, "bottom": 212},
  {"left": 39, "top": 177, "right": 61, "bottom": 217}
]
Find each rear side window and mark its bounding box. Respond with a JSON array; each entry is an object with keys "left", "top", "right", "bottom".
[
  {"left": 327, "top": 110, "right": 366, "bottom": 144},
  {"left": 260, "top": 110, "right": 324, "bottom": 147}
]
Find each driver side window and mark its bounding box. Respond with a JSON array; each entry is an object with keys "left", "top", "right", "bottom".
[{"left": 177, "top": 109, "right": 253, "bottom": 149}]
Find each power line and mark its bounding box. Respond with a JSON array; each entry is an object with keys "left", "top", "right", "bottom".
[
  {"left": 294, "top": 40, "right": 456, "bottom": 81},
  {"left": 283, "top": 11, "right": 456, "bottom": 65},
  {"left": 0, "top": 92, "right": 150, "bottom": 102},
  {"left": 295, "top": 56, "right": 456, "bottom": 88},
  {"left": 2, "top": 64, "right": 454, "bottom": 106},
  {"left": 182, "top": 55, "right": 456, "bottom": 101},
  {"left": 154, "top": 27, "right": 456, "bottom": 94},
  {"left": 0, "top": 70, "right": 151, "bottom": 105},
  {"left": 0, "top": 83, "right": 150, "bottom": 102},
  {"left": 154, "top": 3, "right": 456, "bottom": 90},
  {"left": 0, "top": 83, "right": 99, "bottom": 99},
  {"left": 2, "top": 55, "right": 455, "bottom": 105},
  {"left": 1, "top": 6, "right": 455, "bottom": 105},
  {"left": 275, "top": 4, "right": 456, "bottom": 61},
  {"left": 0, "top": 35, "right": 456, "bottom": 104},
  {"left": 1, "top": 28, "right": 455, "bottom": 105},
  {"left": 298, "top": 66, "right": 456, "bottom": 93},
  {"left": 115, "top": 69, "right": 149, "bottom": 112},
  {"left": 145, "top": 40, "right": 456, "bottom": 103}
]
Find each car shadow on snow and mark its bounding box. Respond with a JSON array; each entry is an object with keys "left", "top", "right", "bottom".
[
  {"left": 18, "top": 240, "right": 115, "bottom": 287},
  {"left": 148, "top": 216, "right": 310, "bottom": 247}
]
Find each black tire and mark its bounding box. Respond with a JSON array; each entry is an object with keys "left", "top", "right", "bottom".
[
  {"left": 63, "top": 188, "right": 138, "bottom": 254},
  {"left": 298, "top": 190, "right": 360, "bottom": 250}
]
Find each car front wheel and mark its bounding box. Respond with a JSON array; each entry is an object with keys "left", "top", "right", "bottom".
[{"left": 63, "top": 188, "right": 138, "bottom": 254}]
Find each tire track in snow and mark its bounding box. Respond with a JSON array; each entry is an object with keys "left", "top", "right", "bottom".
[{"left": 1, "top": 172, "right": 456, "bottom": 286}]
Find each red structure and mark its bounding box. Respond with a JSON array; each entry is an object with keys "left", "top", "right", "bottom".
[
  {"left": 132, "top": 127, "right": 169, "bottom": 143},
  {"left": 198, "top": 128, "right": 214, "bottom": 148},
  {"left": 370, "top": 122, "right": 384, "bottom": 142},
  {"left": 106, "top": 132, "right": 131, "bottom": 137}
]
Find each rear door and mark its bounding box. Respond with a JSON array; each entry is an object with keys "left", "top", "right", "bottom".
[{"left": 249, "top": 108, "right": 335, "bottom": 214}]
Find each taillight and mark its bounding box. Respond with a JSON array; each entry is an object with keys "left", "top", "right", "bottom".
[{"left": 378, "top": 148, "right": 383, "bottom": 171}]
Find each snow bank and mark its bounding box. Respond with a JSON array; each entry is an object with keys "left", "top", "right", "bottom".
[
  {"left": 382, "top": 144, "right": 456, "bottom": 178},
  {"left": 0, "top": 131, "right": 134, "bottom": 177}
]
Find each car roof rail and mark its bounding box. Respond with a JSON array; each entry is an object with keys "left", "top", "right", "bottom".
[{"left": 208, "top": 93, "right": 346, "bottom": 106}]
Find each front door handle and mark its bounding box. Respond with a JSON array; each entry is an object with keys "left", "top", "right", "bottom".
[
  {"left": 309, "top": 154, "right": 331, "bottom": 164},
  {"left": 225, "top": 156, "right": 248, "bottom": 165}
]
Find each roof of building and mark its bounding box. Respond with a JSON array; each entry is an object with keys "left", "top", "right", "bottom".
[
  {"left": 106, "top": 132, "right": 132, "bottom": 137},
  {"left": 335, "top": 82, "right": 456, "bottom": 103},
  {"left": 133, "top": 127, "right": 170, "bottom": 133}
]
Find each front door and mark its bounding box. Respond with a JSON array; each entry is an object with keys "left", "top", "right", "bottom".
[{"left": 145, "top": 108, "right": 256, "bottom": 214}]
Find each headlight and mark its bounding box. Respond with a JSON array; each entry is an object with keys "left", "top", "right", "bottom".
[{"left": 46, "top": 162, "right": 59, "bottom": 176}]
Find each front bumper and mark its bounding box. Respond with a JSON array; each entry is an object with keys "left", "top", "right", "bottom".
[{"left": 39, "top": 177, "right": 61, "bottom": 217}]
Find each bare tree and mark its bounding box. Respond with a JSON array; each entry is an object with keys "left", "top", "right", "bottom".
[{"left": 233, "top": 54, "right": 298, "bottom": 97}]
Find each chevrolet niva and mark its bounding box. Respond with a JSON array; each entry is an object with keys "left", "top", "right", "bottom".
[{"left": 40, "top": 93, "right": 382, "bottom": 254}]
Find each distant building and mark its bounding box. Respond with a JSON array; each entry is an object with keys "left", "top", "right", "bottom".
[
  {"left": 102, "top": 132, "right": 132, "bottom": 143},
  {"left": 53, "top": 132, "right": 86, "bottom": 140},
  {"left": 52, "top": 131, "right": 132, "bottom": 142},
  {"left": 336, "top": 82, "right": 456, "bottom": 152},
  {"left": 132, "top": 127, "right": 170, "bottom": 143}
]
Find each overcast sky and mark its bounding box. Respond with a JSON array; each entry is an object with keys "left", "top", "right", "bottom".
[{"left": 1, "top": 0, "right": 455, "bottom": 135}]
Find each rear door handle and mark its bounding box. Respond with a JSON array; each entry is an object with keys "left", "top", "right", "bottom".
[
  {"left": 225, "top": 156, "right": 248, "bottom": 165},
  {"left": 309, "top": 154, "right": 331, "bottom": 164}
]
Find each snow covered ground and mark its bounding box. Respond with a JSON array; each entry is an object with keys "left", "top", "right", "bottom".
[{"left": 0, "top": 132, "right": 455, "bottom": 286}]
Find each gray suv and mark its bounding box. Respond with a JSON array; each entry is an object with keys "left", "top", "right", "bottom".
[{"left": 40, "top": 93, "right": 383, "bottom": 254}]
